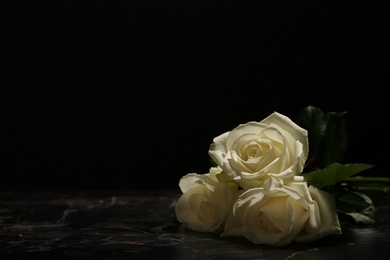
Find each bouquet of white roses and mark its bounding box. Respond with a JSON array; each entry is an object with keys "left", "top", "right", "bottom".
[{"left": 174, "top": 106, "right": 385, "bottom": 246}]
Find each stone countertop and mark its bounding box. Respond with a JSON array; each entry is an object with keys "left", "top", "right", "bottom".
[{"left": 1, "top": 189, "right": 389, "bottom": 259}]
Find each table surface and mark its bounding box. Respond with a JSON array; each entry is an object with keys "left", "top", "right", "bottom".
[{"left": 0, "top": 189, "right": 389, "bottom": 260}]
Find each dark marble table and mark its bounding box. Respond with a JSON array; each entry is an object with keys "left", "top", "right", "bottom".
[{"left": 1, "top": 189, "right": 389, "bottom": 259}]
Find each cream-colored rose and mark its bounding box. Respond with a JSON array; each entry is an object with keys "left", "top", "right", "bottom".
[
  {"left": 175, "top": 166, "right": 239, "bottom": 232},
  {"left": 295, "top": 185, "right": 342, "bottom": 243},
  {"left": 221, "top": 176, "right": 340, "bottom": 246},
  {"left": 208, "top": 112, "right": 308, "bottom": 189}
]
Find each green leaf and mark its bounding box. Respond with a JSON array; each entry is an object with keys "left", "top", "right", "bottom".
[
  {"left": 342, "top": 176, "right": 390, "bottom": 192},
  {"left": 296, "top": 106, "right": 327, "bottom": 163},
  {"left": 330, "top": 190, "right": 372, "bottom": 212},
  {"left": 320, "top": 111, "right": 348, "bottom": 166},
  {"left": 304, "top": 163, "right": 375, "bottom": 189},
  {"left": 343, "top": 211, "right": 375, "bottom": 224},
  {"left": 332, "top": 191, "right": 376, "bottom": 224},
  {"left": 296, "top": 106, "right": 351, "bottom": 170},
  {"left": 296, "top": 106, "right": 326, "bottom": 137}
]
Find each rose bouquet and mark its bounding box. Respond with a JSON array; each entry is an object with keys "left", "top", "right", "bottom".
[{"left": 174, "top": 105, "right": 387, "bottom": 246}]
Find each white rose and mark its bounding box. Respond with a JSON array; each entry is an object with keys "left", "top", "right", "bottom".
[
  {"left": 221, "top": 176, "right": 341, "bottom": 246},
  {"left": 208, "top": 112, "right": 308, "bottom": 189},
  {"left": 295, "top": 185, "right": 342, "bottom": 243},
  {"left": 175, "top": 166, "right": 239, "bottom": 232}
]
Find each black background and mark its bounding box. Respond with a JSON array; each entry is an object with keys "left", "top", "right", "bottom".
[{"left": 1, "top": 0, "right": 388, "bottom": 191}]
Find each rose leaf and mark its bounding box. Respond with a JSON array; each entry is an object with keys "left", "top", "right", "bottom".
[
  {"left": 320, "top": 111, "right": 348, "bottom": 167},
  {"left": 330, "top": 190, "right": 373, "bottom": 212},
  {"left": 304, "top": 163, "right": 375, "bottom": 189},
  {"left": 296, "top": 105, "right": 327, "bottom": 161}
]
